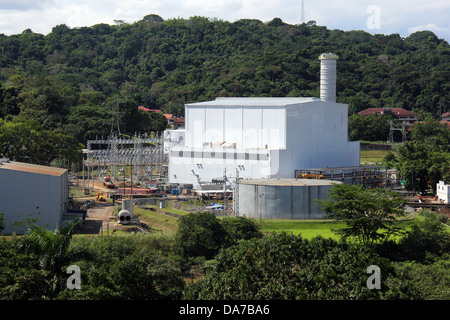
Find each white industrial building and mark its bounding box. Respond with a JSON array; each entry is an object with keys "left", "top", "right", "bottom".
[
  {"left": 0, "top": 160, "right": 69, "bottom": 235},
  {"left": 437, "top": 181, "right": 450, "bottom": 204},
  {"left": 168, "top": 53, "right": 360, "bottom": 187}
]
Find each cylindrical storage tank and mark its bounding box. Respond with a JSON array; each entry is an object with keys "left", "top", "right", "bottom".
[
  {"left": 319, "top": 53, "right": 339, "bottom": 103},
  {"left": 118, "top": 209, "right": 132, "bottom": 224},
  {"left": 122, "top": 199, "right": 133, "bottom": 216},
  {"left": 237, "top": 179, "right": 341, "bottom": 219}
]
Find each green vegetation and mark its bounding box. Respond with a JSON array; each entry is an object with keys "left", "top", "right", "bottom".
[
  {"left": 254, "top": 219, "right": 344, "bottom": 239},
  {"left": 319, "top": 184, "right": 407, "bottom": 245},
  {"left": 133, "top": 207, "right": 180, "bottom": 233},
  {"left": 185, "top": 233, "right": 395, "bottom": 300},
  {"left": 1, "top": 206, "right": 449, "bottom": 300},
  {"left": 0, "top": 118, "right": 83, "bottom": 166},
  {"left": 0, "top": 15, "right": 449, "bottom": 301},
  {"left": 384, "top": 119, "right": 450, "bottom": 193},
  {"left": 361, "top": 149, "right": 395, "bottom": 164},
  {"left": 349, "top": 113, "right": 396, "bottom": 142},
  {"left": 0, "top": 16, "right": 449, "bottom": 153}
]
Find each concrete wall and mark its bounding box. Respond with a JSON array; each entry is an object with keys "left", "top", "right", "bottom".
[{"left": 0, "top": 169, "right": 68, "bottom": 234}]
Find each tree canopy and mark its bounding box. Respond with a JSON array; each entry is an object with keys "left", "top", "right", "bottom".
[
  {"left": 0, "top": 15, "right": 449, "bottom": 147},
  {"left": 185, "top": 233, "right": 395, "bottom": 300},
  {"left": 0, "top": 117, "right": 83, "bottom": 166},
  {"left": 318, "top": 183, "right": 406, "bottom": 245},
  {"left": 387, "top": 119, "right": 450, "bottom": 193}
]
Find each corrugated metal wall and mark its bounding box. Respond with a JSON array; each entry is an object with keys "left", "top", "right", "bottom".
[{"left": 238, "top": 181, "right": 336, "bottom": 219}]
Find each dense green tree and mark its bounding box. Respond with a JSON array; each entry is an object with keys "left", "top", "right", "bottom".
[
  {"left": 318, "top": 183, "right": 406, "bottom": 245},
  {"left": 395, "top": 119, "right": 450, "bottom": 193},
  {"left": 220, "top": 216, "right": 263, "bottom": 243},
  {"left": 65, "top": 103, "right": 111, "bottom": 142},
  {"left": 0, "top": 239, "right": 54, "bottom": 299},
  {"left": 20, "top": 218, "right": 82, "bottom": 274},
  {"left": 411, "top": 119, "right": 450, "bottom": 149},
  {"left": 56, "top": 235, "right": 185, "bottom": 300},
  {"left": 109, "top": 251, "right": 184, "bottom": 299},
  {"left": 348, "top": 114, "right": 397, "bottom": 142},
  {"left": 185, "top": 233, "right": 394, "bottom": 299},
  {"left": 384, "top": 260, "right": 450, "bottom": 300},
  {"left": 397, "top": 212, "right": 450, "bottom": 263},
  {"left": 176, "top": 212, "right": 229, "bottom": 259},
  {"left": 0, "top": 118, "right": 83, "bottom": 166}
]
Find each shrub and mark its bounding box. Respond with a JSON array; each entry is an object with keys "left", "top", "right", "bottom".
[
  {"left": 220, "top": 217, "right": 263, "bottom": 243},
  {"left": 176, "top": 212, "right": 228, "bottom": 259}
]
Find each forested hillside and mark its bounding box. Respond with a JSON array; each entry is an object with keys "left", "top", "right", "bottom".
[{"left": 0, "top": 14, "right": 449, "bottom": 145}]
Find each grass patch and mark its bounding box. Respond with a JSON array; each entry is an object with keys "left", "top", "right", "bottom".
[
  {"left": 253, "top": 219, "right": 345, "bottom": 240},
  {"left": 251, "top": 213, "right": 438, "bottom": 241},
  {"left": 133, "top": 207, "right": 180, "bottom": 234},
  {"left": 360, "top": 149, "right": 394, "bottom": 164},
  {"left": 69, "top": 187, "right": 95, "bottom": 198},
  {"left": 145, "top": 204, "right": 191, "bottom": 216}
]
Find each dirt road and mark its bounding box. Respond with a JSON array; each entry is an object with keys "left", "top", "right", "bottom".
[{"left": 78, "top": 201, "right": 117, "bottom": 235}]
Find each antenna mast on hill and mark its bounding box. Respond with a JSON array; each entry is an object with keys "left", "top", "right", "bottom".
[
  {"left": 110, "top": 100, "right": 121, "bottom": 139},
  {"left": 301, "top": 0, "right": 305, "bottom": 24}
]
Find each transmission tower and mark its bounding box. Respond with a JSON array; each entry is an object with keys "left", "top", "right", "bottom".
[
  {"left": 388, "top": 120, "right": 407, "bottom": 144},
  {"left": 110, "top": 100, "right": 121, "bottom": 138},
  {"left": 108, "top": 100, "right": 122, "bottom": 178},
  {"left": 301, "top": 0, "right": 305, "bottom": 24}
]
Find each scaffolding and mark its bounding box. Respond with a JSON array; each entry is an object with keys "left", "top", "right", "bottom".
[
  {"left": 83, "top": 134, "right": 167, "bottom": 189},
  {"left": 294, "top": 166, "right": 399, "bottom": 189}
]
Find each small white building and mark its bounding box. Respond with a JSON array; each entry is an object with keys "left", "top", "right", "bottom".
[
  {"left": 0, "top": 160, "right": 69, "bottom": 235},
  {"left": 437, "top": 181, "right": 450, "bottom": 204},
  {"left": 167, "top": 53, "right": 360, "bottom": 187}
]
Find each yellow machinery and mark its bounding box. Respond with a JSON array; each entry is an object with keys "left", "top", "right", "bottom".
[{"left": 97, "top": 192, "right": 106, "bottom": 202}]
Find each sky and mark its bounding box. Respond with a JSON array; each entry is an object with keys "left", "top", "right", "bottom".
[{"left": 0, "top": 0, "right": 449, "bottom": 42}]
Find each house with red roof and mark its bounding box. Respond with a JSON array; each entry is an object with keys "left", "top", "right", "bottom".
[
  {"left": 138, "top": 106, "right": 161, "bottom": 112},
  {"left": 168, "top": 116, "right": 185, "bottom": 129},
  {"left": 138, "top": 106, "right": 185, "bottom": 129},
  {"left": 441, "top": 112, "right": 450, "bottom": 122},
  {"left": 358, "top": 107, "right": 417, "bottom": 125}
]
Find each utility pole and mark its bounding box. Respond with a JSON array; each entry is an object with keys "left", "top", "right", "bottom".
[
  {"left": 223, "top": 168, "right": 227, "bottom": 215},
  {"left": 233, "top": 168, "right": 241, "bottom": 216}
]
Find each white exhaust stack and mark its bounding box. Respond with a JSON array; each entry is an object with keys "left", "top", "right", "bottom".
[{"left": 319, "top": 53, "right": 339, "bottom": 102}]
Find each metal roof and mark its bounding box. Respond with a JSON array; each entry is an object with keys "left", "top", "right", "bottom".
[
  {"left": 186, "top": 97, "right": 320, "bottom": 107},
  {"left": 358, "top": 108, "right": 416, "bottom": 117},
  {"left": 238, "top": 178, "right": 342, "bottom": 187},
  {"left": 0, "top": 160, "right": 67, "bottom": 177}
]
